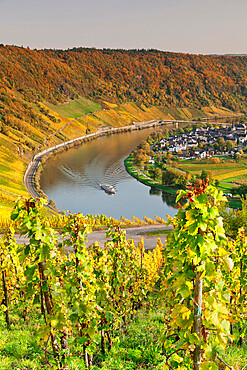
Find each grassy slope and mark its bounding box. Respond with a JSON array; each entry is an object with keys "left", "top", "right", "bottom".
[
  {"left": 45, "top": 101, "right": 236, "bottom": 130},
  {"left": 45, "top": 97, "right": 101, "bottom": 118},
  {"left": 0, "top": 297, "right": 246, "bottom": 370}
]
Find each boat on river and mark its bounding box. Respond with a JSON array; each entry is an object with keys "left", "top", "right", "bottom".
[{"left": 100, "top": 183, "right": 116, "bottom": 194}]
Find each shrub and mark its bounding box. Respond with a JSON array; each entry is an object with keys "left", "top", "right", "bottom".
[
  {"left": 211, "top": 157, "right": 221, "bottom": 164},
  {"left": 48, "top": 199, "right": 56, "bottom": 208}
]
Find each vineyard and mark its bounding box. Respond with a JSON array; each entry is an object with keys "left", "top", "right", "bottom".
[
  {"left": 177, "top": 157, "right": 247, "bottom": 182},
  {"left": 0, "top": 183, "right": 247, "bottom": 369}
]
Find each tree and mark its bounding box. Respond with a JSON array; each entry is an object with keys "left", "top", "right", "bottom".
[
  {"left": 162, "top": 169, "right": 187, "bottom": 187},
  {"left": 225, "top": 228, "right": 247, "bottom": 347},
  {"left": 9, "top": 198, "right": 164, "bottom": 369},
  {"left": 213, "top": 142, "right": 220, "bottom": 151},
  {"left": 165, "top": 151, "right": 173, "bottom": 161},
  {"left": 0, "top": 228, "right": 26, "bottom": 329},
  {"left": 193, "top": 178, "right": 202, "bottom": 187},
  {"left": 234, "top": 152, "right": 240, "bottom": 160},
  {"left": 200, "top": 170, "right": 208, "bottom": 182},
  {"left": 215, "top": 179, "right": 220, "bottom": 187},
  {"left": 226, "top": 140, "right": 234, "bottom": 150},
  {"left": 211, "top": 157, "right": 221, "bottom": 164},
  {"left": 200, "top": 170, "right": 213, "bottom": 184},
  {"left": 138, "top": 140, "right": 151, "bottom": 154},
  {"left": 217, "top": 137, "right": 226, "bottom": 150},
  {"left": 155, "top": 154, "right": 162, "bottom": 164},
  {"left": 154, "top": 167, "right": 162, "bottom": 181},
  {"left": 232, "top": 184, "right": 247, "bottom": 197},
  {"left": 133, "top": 150, "right": 150, "bottom": 167}
]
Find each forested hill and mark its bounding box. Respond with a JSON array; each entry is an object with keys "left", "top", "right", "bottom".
[{"left": 0, "top": 45, "right": 247, "bottom": 111}]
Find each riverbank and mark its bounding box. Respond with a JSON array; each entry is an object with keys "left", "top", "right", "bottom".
[
  {"left": 124, "top": 154, "right": 179, "bottom": 196},
  {"left": 124, "top": 148, "right": 244, "bottom": 209}
]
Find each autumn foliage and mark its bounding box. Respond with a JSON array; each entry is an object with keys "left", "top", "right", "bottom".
[{"left": 0, "top": 45, "right": 247, "bottom": 111}]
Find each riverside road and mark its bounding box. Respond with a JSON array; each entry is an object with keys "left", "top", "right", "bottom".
[{"left": 14, "top": 224, "right": 171, "bottom": 250}]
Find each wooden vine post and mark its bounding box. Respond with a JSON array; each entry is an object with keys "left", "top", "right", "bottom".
[
  {"left": 61, "top": 212, "right": 97, "bottom": 370},
  {"left": 225, "top": 227, "right": 247, "bottom": 349},
  {"left": 193, "top": 253, "right": 203, "bottom": 369},
  {"left": 0, "top": 227, "right": 25, "bottom": 330},
  {"left": 11, "top": 198, "right": 70, "bottom": 369},
  {"left": 162, "top": 180, "right": 233, "bottom": 369},
  {"left": 1, "top": 270, "right": 11, "bottom": 328}
]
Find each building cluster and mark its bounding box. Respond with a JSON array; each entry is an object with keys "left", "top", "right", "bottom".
[{"left": 154, "top": 124, "right": 247, "bottom": 160}]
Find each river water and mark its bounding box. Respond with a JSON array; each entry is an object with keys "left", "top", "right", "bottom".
[{"left": 40, "top": 128, "right": 178, "bottom": 220}]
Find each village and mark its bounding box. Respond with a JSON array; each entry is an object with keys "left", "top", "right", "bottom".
[{"left": 152, "top": 123, "right": 247, "bottom": 160}]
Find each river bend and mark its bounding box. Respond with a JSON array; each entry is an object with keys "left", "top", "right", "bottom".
[{"left": 40, "top": 129, "right": 177, "bottom": 219}]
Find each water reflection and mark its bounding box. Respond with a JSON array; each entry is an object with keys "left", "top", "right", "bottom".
[
  {"left": 149, "top": 187, "right": 162, "bottom": 197},
  {"left": 162, "top": 191, "right": 177, "bottom": 207},
  {"left": 149, "top": 187, "right": 178, "bottom": 208}
]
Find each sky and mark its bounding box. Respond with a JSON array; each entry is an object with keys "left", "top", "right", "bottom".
[{"left": 0, "top": 0, "right": 246, "bottom": 54}]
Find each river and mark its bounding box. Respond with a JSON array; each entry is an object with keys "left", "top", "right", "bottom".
[{"left": 40, "top": 128, "right": 178, "bottom": 220}]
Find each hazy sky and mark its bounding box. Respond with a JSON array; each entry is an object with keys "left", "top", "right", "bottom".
[{"left": 0, "top": 0, "right": 246, "bottom": 54}]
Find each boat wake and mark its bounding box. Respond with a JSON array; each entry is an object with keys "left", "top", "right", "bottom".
[{"left": 60, "top": 159, "right": 130, "bottom": 193}]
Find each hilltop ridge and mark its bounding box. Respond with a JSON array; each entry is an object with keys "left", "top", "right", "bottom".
[{"left": 1, "top": 46, "right": 247, "bottom": 109}]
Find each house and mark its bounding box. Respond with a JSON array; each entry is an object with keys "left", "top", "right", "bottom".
[
  {"left": 195, "top": 150, "right": 207, "bottom": 159},
  {"left": 177, "top": 150, "right": 191, "bottom": 160},
  {"left": 155, "top": 122, "right": 246, "bottom": 161},
  {"left": 159, "top": 139, "right": 166, "bottom": 148}
]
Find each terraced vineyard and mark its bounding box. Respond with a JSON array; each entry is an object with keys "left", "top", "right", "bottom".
[{"left": 177, "top": 156, "right": 247, "bottom": 182}]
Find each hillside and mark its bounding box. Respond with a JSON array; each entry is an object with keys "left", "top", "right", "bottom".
[
  {"left": 0, "top": 45, "right": 246, "bottom": 216},
  {"left": 1, "top": 46, "right": 247, "bottom": 110}
]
